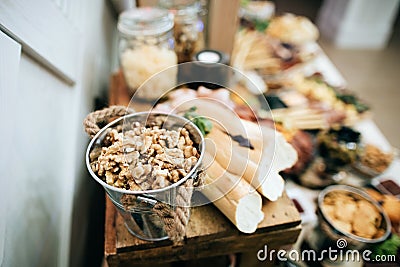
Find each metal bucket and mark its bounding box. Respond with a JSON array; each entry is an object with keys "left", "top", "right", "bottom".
[{"left": 86, "top": 112, "right": 205, "bottom": 241}]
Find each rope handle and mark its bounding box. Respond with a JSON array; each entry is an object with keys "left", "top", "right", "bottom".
[
  {"left": 83, "top": 105, "right": 135, "bottom": 139},
  {"left": 121, "top": 175, "right": 203, "bottom": 245}
]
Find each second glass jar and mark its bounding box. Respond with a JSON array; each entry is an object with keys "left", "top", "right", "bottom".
[{"left": 159, "top": 0, "right": 205, "bottom": 63}]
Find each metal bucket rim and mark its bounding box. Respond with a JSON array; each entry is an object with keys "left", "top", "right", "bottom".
[
  {"left": 85, "top": 111, "right": 205, "bottom": 195},
  {"left": 317, "top": 184, "right": 391, "bottom": 244}
]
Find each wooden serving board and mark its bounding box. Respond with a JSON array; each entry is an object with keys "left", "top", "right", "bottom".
[{"left": 104, "top": 71, "right": 301, "bottom": 266}]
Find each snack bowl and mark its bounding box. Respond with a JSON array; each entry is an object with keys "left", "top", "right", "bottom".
[
  {"left": 317, "top": 126, "right": 361, "bottom": 173},
  {"left": 352, "top": 145, "right": 396, "bottom": 178},
  {"left": 86, "top": 112, "right": 205, "bottom": 241},
  {"left": 311, "top": 185, "right": 391, "bottom": 252}
]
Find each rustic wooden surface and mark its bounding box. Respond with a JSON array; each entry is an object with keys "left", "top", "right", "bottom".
[
  {"left": 136, "top": 0, "right": 158, "bottom": 7},
  {"left": 104, "top": 71, "right": 302, "bottom": 266}
]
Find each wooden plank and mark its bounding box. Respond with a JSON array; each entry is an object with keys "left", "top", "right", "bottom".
[
  {"left": 114, "top": 71, "right": 131, "bottom": 107},
  {"left": 108, "top": 72, "right": 117, "bottom": 108},
  {"left": 108, "top": 225, "right": 301, "bottom": 266},
  {"left": 114, "top": 192, "right": 300, "bottom": 252},
  {"left": 208, "top": 0, "right": 240, "bottom": 55},
  {"left": 110, "top": 70, "right": 162, "bottom": 112},
  {"left": 104, "top": 197, "right": 117, "bottom": 257},
  {"left": 115, "top": 204, "right": 233, "bottom": 251},
  {"left": 185, "top": 203, "right": 235, "bottom": 241},
  {"left": 258, "top": 193, "right": 300, "bottom": 229},
  {"left": 137, "top": 0, "right": 158, "bottom": 7}
]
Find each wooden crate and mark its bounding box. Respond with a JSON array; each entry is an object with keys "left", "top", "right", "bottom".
[{"left": 103, "top": 72, "right": 302, "bottom": 266}]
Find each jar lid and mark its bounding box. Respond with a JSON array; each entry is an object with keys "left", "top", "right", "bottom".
[
  {"left": 118, "top": 7, "right": 174, "bottom": 36},
  {"left": 196, "top": 50, "right": 221, "bottom": 63},
  {"left": 194, "top": 49, "right": 230, "bottom": 65}
]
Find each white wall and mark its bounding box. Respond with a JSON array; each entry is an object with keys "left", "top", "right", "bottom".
[
  {"left": 0, "top": 1, "right": 117, "bottom": 266},
  {"left": 317, "top": 0, "right": 400, "bottom": 49}
]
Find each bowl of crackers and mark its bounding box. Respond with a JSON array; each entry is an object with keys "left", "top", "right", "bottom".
[
  {"left": 318, "top": 185, "right": 391, "bottom": 249},
  {"left": 353, "top": 144, "right": 395, "bottom": 177}
]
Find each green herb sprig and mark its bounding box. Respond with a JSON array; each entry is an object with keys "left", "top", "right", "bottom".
[
  {"left": 183, "top": 107, "right": 213, "bottom": 136},
  {"left": 371, "top": 234, "right": 400, "bottom": 258},
  {"left": 254, "top": 19, "right": 269, "bottom": 32}
]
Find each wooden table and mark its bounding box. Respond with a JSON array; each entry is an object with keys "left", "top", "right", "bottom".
[{"left": 104, "top": 72, "right": 302, "bottom": 267}]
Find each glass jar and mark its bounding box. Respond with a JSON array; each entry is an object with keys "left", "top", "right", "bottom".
[
  {"left": 159, "top": 0, "right": 205, "bottom": 63},
  {"left": 118, "top": 8, "right": 178, "bottom": 100}
]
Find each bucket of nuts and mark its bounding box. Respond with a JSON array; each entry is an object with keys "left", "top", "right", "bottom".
[{"left": 84, "top": 106, "right": 204, "bottom": 242}]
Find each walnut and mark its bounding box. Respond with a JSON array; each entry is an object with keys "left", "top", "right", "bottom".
[
  {"left": 152, "top": 158, "right": 164, "bottom": 167},
  {"left": 141, "top": 135, "right": 153, "bottom": 153},
  {"left": 159, "top": 139, "right": 167, "bottom": 148},
  {"left": 153, "top": 175, "right": 171, "bottom": 189},
  {"left": 184, "top": 146, "right": 194, "bottom": 158},
  {"left": 140, "top": 181, "right": 152, "bottom": 190},
  {"left": 162, "top": 162, "right": 174, "bottom": 170},
  {"left": 106, "top": 142, "right": 122, "bottom": 154},
  {"left": 181, "top": 128, "right": 193, "bottom": 146},
  {"left": 104, "top": 129, "right": 122, "bottom": 146},
  {"left": 113, "top": 179, "right": 125, "bottom": 188},
  {"left": 165, "top": 148, "right": 184, "bottom": 166},
  {"left": 89, "top": 118, "right": 200, "bottom": 191},
  {"left": 105, "top": 171, "right": 115, "bottom": 185},
  {"left": 135, "top": 174, "right": 148, "bottom": 184},
  {"left": 151, "top": 143, "right": 163, "bottom": 153},
  {"left": 128, "top": 180, "right": 141, "bottom": 191},
  {"left": 89, "top": 147, "right": 102, "bottom": 161},
  {"left": 119, "top": 166, "right": 132, "bottom": 180},
  {"left": 178, "top": 136, "right": 186, "bottom": 150},
  {"left": 166, "top": 130, "right": 180, "bottom": 148},
  {"left": 177, "top": 169, "right": 187, "bottom": 177},
  {"left": 125, "top": 151, "right": 139, "bottom": 164},
  {"left": 90, "top": 162, "right": 98, "bottom": 173},
  {"left": 155, "top": 153, "right": 167, "bottom": 162},
  {"left": 155, "top": 168, "right": 168, "bottom": 177},
  {"left": 170, "top": 170, "right": 180, "bottom": 183},
  {"left": 124, "top": 147, "right": 135, "bottom": 153},
  {"left": 143, "top": 164, "right": 152, "bottom": 175},
  {"left": 111, "top": 154, "right": 126, "bottom": 164},
  {"left": 132, "top": 165, "right": 144, "bottom": 179},
  {"left": 132, "top": 136, "right": 143, "bottom": 150},
  {"left": 184, "top": 156, "right": 198, "bottom": 172},
  {"left": 192, "top": 147, "right": 198, "bottom": 157},
  {"left": 170, "top": 169, "right": 187, "bottom": 183}
]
